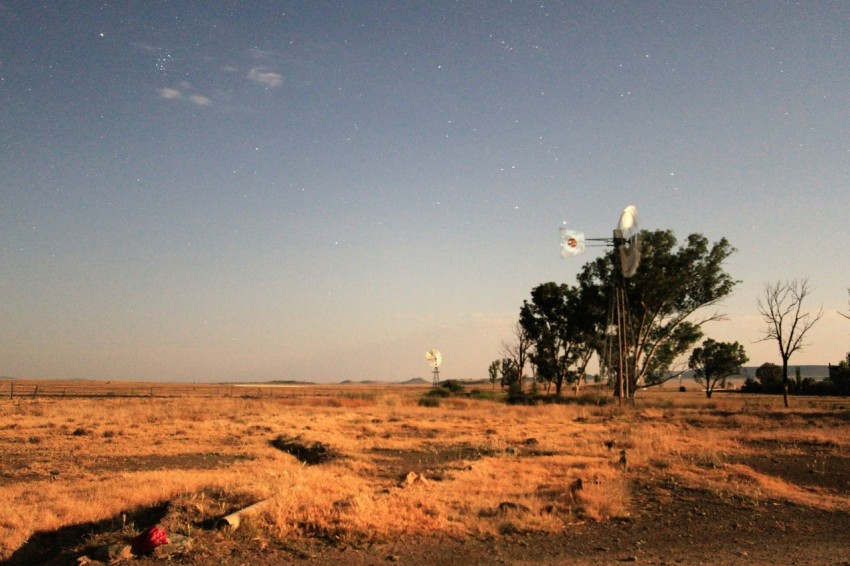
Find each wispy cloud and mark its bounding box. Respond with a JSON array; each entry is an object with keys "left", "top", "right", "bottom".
[
  {"left": 187, "top": 94, "right": 211, "bottom": 106},
  {"left": 247, "top": 68, "right": 282, "bottom": 88},
  {"left": 157, "top": 84, "right": 212, "bottom": 106},
  {"left": 157, "top": 87, "right": 182, "bottom": 100}
]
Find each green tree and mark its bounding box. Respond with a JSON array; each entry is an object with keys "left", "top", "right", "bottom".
[
  {"left": 688, "top": 338, "right": 749, "bottom": 398},
  {"left": 757, "top": 279, "right": 823, "bottom": 407},
  {"left": 519, "top": 283, "right": 594, "bottom": 396},
  {"left": 756, "top": 362, "right": 782, "bottom": 393},
  {"left": 827, "top": 353, "right": 850, "bottom": 395},
  {"left": 578, "top": 230, "right": 738, "bottom": 398},
  {"left": 488, "top": 360, "right": 500, "bottom": 391},
  {"left": 499, "top": 358, "right": 520, "bottom": 390}
]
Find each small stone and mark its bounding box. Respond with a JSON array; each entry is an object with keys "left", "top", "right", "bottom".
[{"left": 92, "top": 544, "right": 132, "bottom": 562}]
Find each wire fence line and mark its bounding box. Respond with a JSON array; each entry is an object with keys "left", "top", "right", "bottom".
[{"left": 0, "top": 381, "right": 321, "bottom": 400}]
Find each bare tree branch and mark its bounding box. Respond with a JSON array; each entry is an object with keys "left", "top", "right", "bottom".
[
  {"left": 840, "top": 288, "right": 850, "bottom": 322},
  {"left": 501, "top": 321, "right": 532, "bottom": 390},
  {"left": 757, "top": 279, "right": 823, "bottom": 407}
]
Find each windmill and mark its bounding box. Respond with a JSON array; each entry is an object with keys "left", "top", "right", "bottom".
[
  {"left": 608, "top": 206, "right": 641, "bottom": 404},
  {"left": 560, "top": 205, "right": 641, "bottom": 404},
  {"left": 425, "top": 349, "right": 442, "bottom": 388}
]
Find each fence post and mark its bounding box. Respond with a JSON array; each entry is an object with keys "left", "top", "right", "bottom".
[
  {"left": 9, "top": 383, "right": 13, "bottom": 399},
  {"left": 32, "top": 385, "right": 38, "bottom": 398}
]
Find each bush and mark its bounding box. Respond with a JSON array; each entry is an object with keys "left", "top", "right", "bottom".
[
  {"left": 418, "top": 396, "right": 440, "bottom": 407},
  {"left": 469, "top": 388, "right": 497, "bottom": 400},
  {"left": 425, "top": 387, "right": 451, "bottom": 398},
  {"left": 440, "top": 380, "right": 466, "bottom": 393}
]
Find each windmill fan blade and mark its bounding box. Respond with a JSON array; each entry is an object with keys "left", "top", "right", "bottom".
[
  {"left": 619, "top": 235, "right": 641, "bottom": 278},
  {"left": 426, "top": 349, "right": 442, "bottom": 368},
  {"left": 617, "top": 205, "right": 638, "bottom": 241}
]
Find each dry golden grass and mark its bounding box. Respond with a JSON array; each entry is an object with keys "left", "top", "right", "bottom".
[{"left": 1, "top": 383, "right": 849, "bottom": 559}]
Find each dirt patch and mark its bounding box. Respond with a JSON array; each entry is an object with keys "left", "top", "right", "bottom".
[
  {"left": 270, "top": 435, "right": 339, "bottom": 465},
  {"left": 91, "top": 479, "right": 850, "bottom": 565},
  {"left": 7, "top": 465, "right": 850, "bottom": 565},
  {"left": 738, "top": 439, "right": 850, "bottom": 492},
  {"left": 370, "top": 443, "right": 497, "bottom": 481},
  {"left": 0, "top": 452, "right": 252, "bottom": 486}
]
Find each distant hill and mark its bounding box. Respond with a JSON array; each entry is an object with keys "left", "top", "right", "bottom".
[
  {"left": 739, "top": 365, "right": 830, "bottom": 378},
  {"left": 693, "top": 365, "right": 830, "bottom": 380},
  {"left": 399, "top": 377, "right": 428, "bottom": 385},
  {"left": 668, "top": 365, "right": 830, "bottom": 387}
]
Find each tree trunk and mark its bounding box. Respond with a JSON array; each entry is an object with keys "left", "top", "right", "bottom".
[{"left": 782, "top": 359, "right": 789, "bottom": 408}]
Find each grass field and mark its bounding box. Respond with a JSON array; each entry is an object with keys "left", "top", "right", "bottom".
[{"left": 2, "top": 380, "right": 849, "bottom": 564}]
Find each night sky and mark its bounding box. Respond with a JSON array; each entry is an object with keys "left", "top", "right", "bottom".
[{"left": 2, "top": 1, "right": 849, "bottom": 382}]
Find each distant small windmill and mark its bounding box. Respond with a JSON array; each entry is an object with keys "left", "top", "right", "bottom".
[{"left": 425, "top": 349, "right": 442, "bottom": 388}]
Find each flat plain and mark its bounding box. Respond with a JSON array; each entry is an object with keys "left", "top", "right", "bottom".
[{"left": 1, "top": 380, "right": 849, "bottom": 565}]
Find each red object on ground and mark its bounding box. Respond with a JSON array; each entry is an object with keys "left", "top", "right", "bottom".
[{"left": 131, "top": 525, "right": 168, "bottom": 555}]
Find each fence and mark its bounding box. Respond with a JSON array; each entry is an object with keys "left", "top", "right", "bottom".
[{"left": 0, "top": 381, "right": 318, "bottom": 400}]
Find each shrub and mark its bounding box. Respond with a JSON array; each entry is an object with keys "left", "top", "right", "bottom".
[
  {"left": 417, "top": 396, "right": 440, "bottom": 407},
  {"left": 425, "top": 388, "right": 451, "bottom": 398},
  {"left": 468, "top": 389, "right": 496, "bottom": 400},
  {"left": 440, "top": 380, "right": 466, "bottom": 393}
]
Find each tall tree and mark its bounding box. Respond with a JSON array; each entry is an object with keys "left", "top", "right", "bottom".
[
  {"left": 578, "top": 230, "right": 738, "bottom": 398},
  {"left": 520, "top": 283, "right": 591, "bottom": 396},
  {"left": 488, "top": 360, "right": 500, "bottom": 391},
  {"left": 757, "top": 279, "right": 823, "bottom": 407},
  {"left": 499, "top": 358, "right": 520, "bottom": 390},
  {"left": 827, "top": 353, "right": 850, "bottom": 396},
  {"left": 688, "top": 338, "right": 748, "bottom": 398}
]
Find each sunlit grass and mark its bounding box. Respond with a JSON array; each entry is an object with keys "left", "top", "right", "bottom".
[{"left": 1, "top": 385, "right": 848, "bottom": 559}]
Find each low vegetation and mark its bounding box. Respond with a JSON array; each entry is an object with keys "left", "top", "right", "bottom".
[{"left": 1, "top": 382, "right": 849, "bottom": 563}]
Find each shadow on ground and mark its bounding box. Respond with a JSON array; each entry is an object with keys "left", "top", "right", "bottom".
[{"left": 5, "top": 502, "right": 168, "bottom": 566}]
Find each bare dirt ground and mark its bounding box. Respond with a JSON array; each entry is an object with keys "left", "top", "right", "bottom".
[{"left": 3, "top": 386, "right": 850, "bottom": 565}]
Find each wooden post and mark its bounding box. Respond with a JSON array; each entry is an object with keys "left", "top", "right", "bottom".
[
  {"left": 218, "top": 498, "right": 272, "bottom": 530},
  {"left": 9, "top": 383, "right": 13, "bottom": 399},
  {"left": 32, "top": 385, "right": 38, "bottom": 398}
]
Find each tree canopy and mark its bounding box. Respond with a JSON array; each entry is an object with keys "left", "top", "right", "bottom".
[
  {"left": 577, "top": 230, "right": 738, "bottom": 397},
  {"left": 688, "top": 338, "right": 748, "bottom": 398},
  {"left": 519, "top": 282, "right": 587, "bottom": 396}
]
